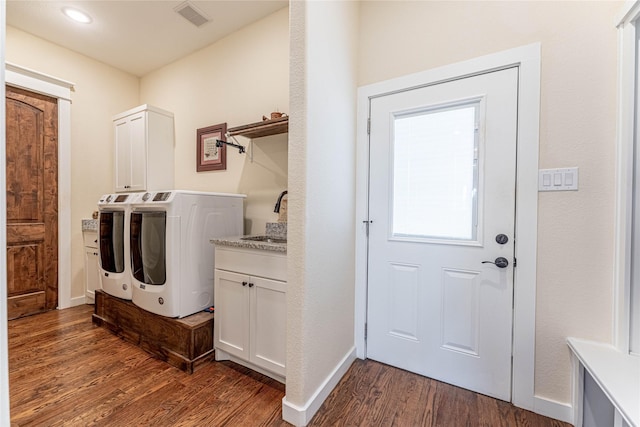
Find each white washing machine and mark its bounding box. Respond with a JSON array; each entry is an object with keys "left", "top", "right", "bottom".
[
  {"left": 97, "top": 193, "right": 136, "bottom": 300},
  {"left": 129, "top": 190, "right": 245, "bottom": 318}
]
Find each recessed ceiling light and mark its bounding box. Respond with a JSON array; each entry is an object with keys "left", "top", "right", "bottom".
[{"left": 61, "top": 7, "right": 92, "bottom": 24}]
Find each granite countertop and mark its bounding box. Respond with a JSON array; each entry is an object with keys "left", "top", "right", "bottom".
[
  {"left": 82, "top": 219, "right": 98, "bottom": 232},
  {"left": 211, "top": 236, "right": 287, "bottom": 253}
]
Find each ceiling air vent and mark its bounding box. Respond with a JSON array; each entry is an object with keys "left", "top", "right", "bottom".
[{"left": 174, "top": 1, "right": 210, "bottom": 27}]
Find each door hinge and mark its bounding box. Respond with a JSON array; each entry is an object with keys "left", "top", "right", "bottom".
[
  {"left": 367, "top": 118, "right": 371, "bottom": 135},
  {"left": 363, "top": 220, "right": 373, "bottom": 237},
  {"left": 514, "top": 257, "right": 517, "bottom": 267},
  {"left": 364, "top": 323, "right": 368, "bottom": 340}
]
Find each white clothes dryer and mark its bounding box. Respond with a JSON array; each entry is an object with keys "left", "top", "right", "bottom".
[
  {"left": 129, "top": 190, "right": 245, "bottom": 318},
  {"left": 97, "top": 193, "right": 136, "bottom": 300}
]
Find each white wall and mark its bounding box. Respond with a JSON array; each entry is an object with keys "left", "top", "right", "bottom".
[
  {"left": 5, "top": 26, "right": 140, "bottom": 301},
  {"left": 285, "top": 1, "right": 359, "bottom": 424},
  {"left": 140, "top": 7, "right": 289, "bottom": 235},
  {"left": 358, "top": 0, "right": 620, "bottom": 406}
]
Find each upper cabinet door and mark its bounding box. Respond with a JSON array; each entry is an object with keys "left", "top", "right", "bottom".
[
  {"left": 114, "top": 112, "right": 146, "bottom": 192},
  {"left": 127, "top": 112, "right": 147, "bottom": 192},
  {"left": 114, "top": 118, "right": 130, "bottom": 192}
]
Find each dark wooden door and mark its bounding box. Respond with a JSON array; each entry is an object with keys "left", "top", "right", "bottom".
[{"left": 6, "top": 85, "right": 58, "bottom": 320}]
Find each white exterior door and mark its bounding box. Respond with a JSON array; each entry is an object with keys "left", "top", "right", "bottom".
[{"left": 366, "top": 67, "right": 518, "bottom": 401}]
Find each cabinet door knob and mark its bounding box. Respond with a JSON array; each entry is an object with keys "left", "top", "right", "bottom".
[
  {"left": 242, "top": 281, "right": 248, "bottom": 286},
  {"left": 248, "top": 283, "right": 254, "bottom": 288}
]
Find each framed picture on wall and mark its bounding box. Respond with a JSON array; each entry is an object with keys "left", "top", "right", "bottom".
[{"left": 197, "top": 123, "right": 227, "bottom": 172}]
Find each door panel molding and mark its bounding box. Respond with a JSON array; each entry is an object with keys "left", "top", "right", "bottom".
[
  {"left": 355, "top": 43, "right": 540, "bottom": 411},
  {"left": 387, "top": 262, "right": 420, "bottom": 341},
  {"left": 440, "top": 268, "right": 480, "bottom": 356}
]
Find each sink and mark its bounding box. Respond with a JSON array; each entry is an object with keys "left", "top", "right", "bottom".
[{"left": 240, "top": 236, "right": 287, "bottom": 244}]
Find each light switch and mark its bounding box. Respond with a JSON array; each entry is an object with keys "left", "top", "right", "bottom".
[
  {"left": 564, "top": 172, "right": 573, "bottom": 186},
  {"left": 539, "top": 167, "right": 579, "bottom": 191}
]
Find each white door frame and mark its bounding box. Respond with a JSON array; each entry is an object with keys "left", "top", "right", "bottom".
[
  {"left": 0, "top": 54, "right": 74, "bottom": 422},
  {"left": 614, "top": 0, "right": 640, "bottom": 354},
  {"left": 0, "top": 4, "right": 9, "bottom": 423},
  {"left": 5, "top": 63, "right": 74, "bottom": 310},
  {"left": 354, "top": 43, "right": 541, "bottom": 411}
]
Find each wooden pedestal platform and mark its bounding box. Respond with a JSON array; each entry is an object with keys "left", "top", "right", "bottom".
[{"left": 92, "top": 289, "right": 214, "bottom": 373}]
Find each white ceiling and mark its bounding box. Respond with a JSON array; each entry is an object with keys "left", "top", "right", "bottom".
[{"left": 6, "top": 1, "right": 288, "bottom": 77}]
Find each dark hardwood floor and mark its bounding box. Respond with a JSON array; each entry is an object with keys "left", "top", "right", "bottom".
[{"left": 9, "top": 305, "right": 571, "bottom": 426}]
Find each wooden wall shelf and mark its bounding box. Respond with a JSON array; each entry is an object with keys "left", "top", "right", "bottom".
[{"left": 228, "top": 116, "right": 288, "bottom": 139}]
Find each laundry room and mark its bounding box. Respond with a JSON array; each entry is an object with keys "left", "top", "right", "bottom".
[
  {"left": 2, "top": 1, "right": 638, "bottom": 427},
  {"left": 6, "top": 2, "right": 290, "bottom": 312},
  {"left": 4, "top": 2, "right": 293, "bottom": 423}
]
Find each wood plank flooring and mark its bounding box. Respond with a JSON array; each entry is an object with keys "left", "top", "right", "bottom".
[{"left": 9, "top": 305, "right": 571, "bottom": 427}]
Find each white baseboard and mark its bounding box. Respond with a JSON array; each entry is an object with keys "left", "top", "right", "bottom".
[
  {"left": 282, "top": 346, "right": 357, "bottom": 427},
  {"left": 534, "top": 395, "right": 574, "bottom": 425},
  {"left": 68, "top": 296, "right": 88, "bottom": 308}
]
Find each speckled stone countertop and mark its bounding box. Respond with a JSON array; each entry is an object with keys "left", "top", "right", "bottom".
[
  {"left": 265, "top": 222, "right": 287, "bottom": 239},
  {"left": 82, "top": 219, "right": 98, "bottom": 232},
  {"left": 211, "top": 236, "right": 287, "bottom": 253}
]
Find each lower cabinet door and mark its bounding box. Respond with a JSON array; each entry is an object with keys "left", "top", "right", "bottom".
[
  {"left": 84, "top": 247, "right": 100, "bottom": 302},
  {"left": 214, "top": 270, "right": 250, "bottom": 360},
  {"left": 250, "top": 276, "right": 286, "bottom": 376}
]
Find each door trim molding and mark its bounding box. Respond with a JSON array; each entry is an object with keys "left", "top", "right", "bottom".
[
  {"left": 613, "top": 0, "right": 640, "bottom": 356},
  {"left": 5, "top": 62, "right": 75, "bottom": 310},
  {"left": 5, "top": 63, "right": 73, "bottom": 101},
  {"left": 0, "top": 6, "right": 8, "bottom": 423},
  {"left": 355, "top": 43, "right": 541, "bottom": 411}
]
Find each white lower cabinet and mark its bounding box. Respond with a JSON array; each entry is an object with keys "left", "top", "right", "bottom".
[
  {"left": 214, "top": 247, "right": 286, "bottom": 382},
  {"left": 83, "top": 230, "right": 101, "bottom": 303}
]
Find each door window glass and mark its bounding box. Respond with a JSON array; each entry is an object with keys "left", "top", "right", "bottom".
[
  {"left": 99, "top": 211, "right": 124, "bottom": 273},
  {"left": 130, "top": 211, "right": 166, "bottom": 285},
  {"left": 392, "top": 101, "right": 480, "bottom": 241}
]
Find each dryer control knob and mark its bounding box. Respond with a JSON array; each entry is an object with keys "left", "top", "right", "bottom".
[
  {"left": 106, "top": 195, "right": 112, "bottom": 203},
  {"left": 142, "top": 192, "right": 151, "bottom": 201}
]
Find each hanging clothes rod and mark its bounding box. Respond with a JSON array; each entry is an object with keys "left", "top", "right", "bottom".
[{"left": 216, "top": 139, "right": 245, "bottom": 154}]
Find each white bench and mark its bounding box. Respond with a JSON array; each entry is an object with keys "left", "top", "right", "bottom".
[{"left": 568, "top": 338, "right": 639, "bottom": 427}]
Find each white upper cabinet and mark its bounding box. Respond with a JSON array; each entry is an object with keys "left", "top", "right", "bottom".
[{"left": 113, "top": 104, "right": 174, "bottom": 193}]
